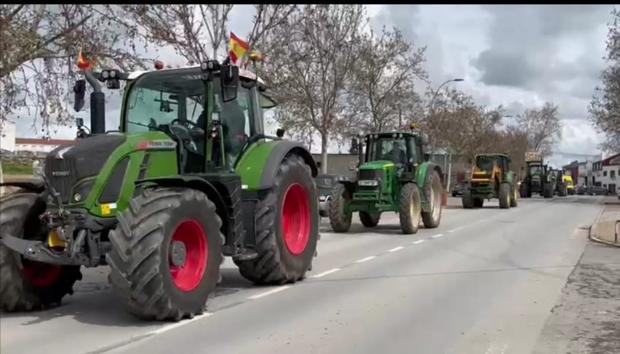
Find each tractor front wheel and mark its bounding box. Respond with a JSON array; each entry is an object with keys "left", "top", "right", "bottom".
[
  {"left": 462, "top": 188, "right": 474, "bottom": 209},
  {"left": 0, "top": 191, "right": 82, "bottom": 312},
  {"left": 499, "top": 183, "right": 511, "bottom": 209},
  {"left": 543, "top": 183, "right": 553, "bottom": 198},
  {"left": 328, "top": 183, "right": 352, "bottom": 233},
  {"left": 510, "top": 185, "right": 519, "bottom": 207},
  {"left": 359, "top": 212, "right": 380, "bottom": 227},
  {"left": 421, "top": 170, "right": 443, "bottom": 228},
  {"left": 473, "top": 198, "right": 484, "bottom": 208},
  {"left": 107, "top": 187, "right": 223, "bottom": 321},
  {"left": 399, "top": 183, "right": 422, "bottom": 234},
  {"left": 235, "top": 155, "right": 319, "bottom": 285}
]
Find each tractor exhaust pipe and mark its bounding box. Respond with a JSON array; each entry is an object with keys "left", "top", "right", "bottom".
[{"left": 84, "top": 71, "right": 105, "bottom": 135}]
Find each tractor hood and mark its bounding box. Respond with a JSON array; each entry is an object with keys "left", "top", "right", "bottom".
[
  {"left": 45, "top": 134, "right": 127, "bottom": 204},
  {"left": 359, "top": 160, "right": 394, "bottom": 171}
]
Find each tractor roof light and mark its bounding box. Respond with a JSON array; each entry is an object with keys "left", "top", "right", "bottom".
[
  {"left": 109, "top": 70, "right": 117, "bottom": 78},
  {"left": 101, "top": 70, "right": 110, "bottom": 79},
  {"left": 154, "top": 60, "right": 164, "bottom": 70},
  {"left": 201, "top": 60, "right": 220, "bottom": 72}
]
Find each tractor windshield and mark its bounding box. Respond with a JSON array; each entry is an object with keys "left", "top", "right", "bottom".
[
  {"left": 529, "top": 165, "right": 543, "bottom": 175},
  {"left": 124, "top": 72, "right": 212, "bottom": 134},
  {"left": 368, "top": 137, "right": 408, "bottom": 164}
]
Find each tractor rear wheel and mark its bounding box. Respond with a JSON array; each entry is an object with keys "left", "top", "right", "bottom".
[
  {"left": 328, "top": 183, "right": 352, "bottom": 232},
  {"left": 499, "top": 182, "right": 511, "bottom": 209},
  {"left": 462, "top": 188, "right": 474, "bottom": 209},
  {"left": 235, "top": 155, "right": 318, "bottom": 285},
  {"left": 359, "top": 212, "right": 380, "bottom": 227},
  {"left": 543, "top": 183, "right": 553, "bottom": 198},
  {"left": 1, "top": 191, "right": 82, "bottom": 312},
  {"left": 399, "top": 183, "right": 422, "bottom": 234},
  {"left": 421, "top": 170, "right": 443, "bottom": 228},
  {"left": 107, "top": 187, "right": 223, "bottom": 321},
  {"left": 510, "top": 185, "right": 519, "bottom": 207},
  {"left": 473, "top": 198, "right": 484, "bottom": 208}
]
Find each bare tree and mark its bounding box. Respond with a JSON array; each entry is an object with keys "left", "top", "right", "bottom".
[
  {"left": 125, "top": 5, "right": 295, "bottom": 64},
  {"left": 589, "top": 8, "right": 620, "bottom": 153},
  {"left": 260, "top": 5, "right": 365, "bottom": 173},
  {"left": 349, "top": 26, "right": 427, "bottom": 132},
  {"left": 0, "top": 5, "right": 147, "bottom": 135},
  {"left": 516, "top": 102, "right": 562, "bottom": 157}
]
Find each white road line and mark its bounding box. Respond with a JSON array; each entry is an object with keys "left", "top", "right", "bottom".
[
  {"left": 432, "top": 233, "right": 444, "bottom": 239},
  {"left": 355, "top": 256, "right": 377, "bottom": 263},
  {"left": 388, "top": 246, "right": 404, "bottom": 253},
  {"left": 412, "top": 240, "right": 425, "bottom": 245},
  {"left": 447, "top": 228, "right": 461, "bottom": 233},
  {"left": 311, "top": 268, "right": 341, "bottom": 278},
  {"left": 151, "top": 312, "right": 213, "bottom": 335},
  {"left": 247, "top": 286, "right": 291, "bottom": 300}
]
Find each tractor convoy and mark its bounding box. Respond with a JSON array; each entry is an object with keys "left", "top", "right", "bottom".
[{"left": 0, "top": 54, "right": 576, "bottom": 322}]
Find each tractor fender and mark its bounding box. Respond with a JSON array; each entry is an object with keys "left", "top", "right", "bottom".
[
  {"left": 135, "top": 176, "right": 229, "bottom": 237},
  {"left": 259, "top": 141, "right": 318, "bottom": 190},
  {"left": 0, "top": 180, "right": 45, "bottom": 194}
]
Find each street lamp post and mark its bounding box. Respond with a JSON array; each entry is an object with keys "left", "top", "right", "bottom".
[{"left": 426, "top": 78, "right": 464, "bottom": 195}]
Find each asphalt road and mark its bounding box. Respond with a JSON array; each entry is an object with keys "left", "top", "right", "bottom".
[{"left": 0, "top": 195, "right": 604, "bottom": 354}]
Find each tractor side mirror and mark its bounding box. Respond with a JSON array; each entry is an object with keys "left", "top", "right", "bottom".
[
  {"left": 76, "top": 117, "right": 84, "bottom": 128},
  {"left": 276, "top": 128, "right": 285, "bottom": 138},
  {"left": 73, "top": 79, "right": 86, "bottom": 112},
  {"left": 221, "top": 63, "right": 239, "bottom": 102}
]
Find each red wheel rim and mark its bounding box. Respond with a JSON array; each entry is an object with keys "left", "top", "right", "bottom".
[
  {"left": 169, "top": 220, "right": 208, "bottom": 292},
  {"left": 282, "top": 183, "right": 311, "bottom": 256},
  {"left": 21, "top": 260, "right": 62, "bottom": 288}
]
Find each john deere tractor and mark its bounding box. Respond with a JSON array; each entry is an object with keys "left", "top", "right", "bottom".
[
  {"left": 461, "top": 154, "right": 518, "bottom": 209},
  {"left": 0, "top": 58, "right": 319, "bottom": 321},
  {"left": 519, "top": 158, "right": 553, "bottom": 198},
  {"left": 328, "top": 130, "right": 444, "bottom": 234},
  {"left": 550, "top": 168, "right": 568, "bottom": 197}
]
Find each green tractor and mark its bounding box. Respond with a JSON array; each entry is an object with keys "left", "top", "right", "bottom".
[
  {"left": 519, "top": 159, "right": 553, "bottom": 198},
  {"left": 461, "top": 153, "right": 519, "bottom": 209},
  {"left": 0, "top": 58, "right": 320, "bottom": 321},
  {"left": 328, "top": 130, "right": 444, "bottom": 234},
  {"left": 550, "top": 168, "right": 568, "bottom": 197}
]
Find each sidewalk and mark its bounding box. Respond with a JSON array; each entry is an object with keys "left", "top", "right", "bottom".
[{"left": 589, "top": 196, "right": 620, "bottom": 247}]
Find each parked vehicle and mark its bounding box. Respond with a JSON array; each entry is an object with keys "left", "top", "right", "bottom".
[
  {"left": 451, "top": 182, "right": 464, "bottom": 197},
  {"left": 316, "top": 174, "right": 339, "bottom": 217}
]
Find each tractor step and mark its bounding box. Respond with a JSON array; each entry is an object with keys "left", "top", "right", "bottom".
[{"left": 231, "top": 248, "right": 258, "bottom": 261}]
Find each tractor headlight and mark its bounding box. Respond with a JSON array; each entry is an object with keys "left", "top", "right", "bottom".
[
  {"left": 358, "top": 179, "right": 379, "bottom": 187},
  {"left": 71, "top": 178, "right": 95, "bottom": 203},
  {"left": 102, "top": 70, "right": 109, "bottom": 79}
]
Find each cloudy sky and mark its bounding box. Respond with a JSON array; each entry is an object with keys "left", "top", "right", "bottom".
[{"left": 11, "top": 5, "right": 615, "bottom": 166}]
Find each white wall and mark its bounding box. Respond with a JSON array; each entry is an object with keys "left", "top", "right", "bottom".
[
  {"left": 14, "top": 143, "right": 59, "bottom": 153},
  {"left": 0, "top": 121, "right": 16, "bottom": 152}
]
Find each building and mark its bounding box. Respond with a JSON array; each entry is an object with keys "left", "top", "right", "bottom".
[
  {"left": 563, "top": 159, "right": 596, "bottom": 187},
  {"left": 14, "top": 138, "right": 74, "bottom": 155},
  {"left": 592, "top": 153, "right": 620, "bottom": 194}
]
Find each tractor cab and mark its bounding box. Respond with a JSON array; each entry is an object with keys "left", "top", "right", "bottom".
[
  {"left": 363, "top": 132, "right": 425, "bottom": 174},
  {"left": 470, "top": 154, "right": 511, "bottom": 182}
]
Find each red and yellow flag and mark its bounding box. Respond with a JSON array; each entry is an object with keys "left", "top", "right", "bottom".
[
  {"left": 229, "top": 32, "right": 249, "bottom": 65},
  {"left": 77, "top": 49, "right": 91, "bottom": 71}
]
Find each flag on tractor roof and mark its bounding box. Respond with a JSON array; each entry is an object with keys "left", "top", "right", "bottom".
[
  {"left": 229, "top": 32, "right": 249, "bottom": 65},
  {"left": 77, "top": 49, "right": 91, "bottom": 71}
]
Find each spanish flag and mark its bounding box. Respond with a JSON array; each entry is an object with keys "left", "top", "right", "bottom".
[
  {"left": 229, "top": 32, "right": 249, "bottom": 65},
  {"left": 77, "top": 49, "right": 91, "bottom": 71}
]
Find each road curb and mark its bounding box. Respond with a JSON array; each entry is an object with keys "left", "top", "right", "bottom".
[{"left": 588, "top": 204, "right": 620, "bottom": 247}]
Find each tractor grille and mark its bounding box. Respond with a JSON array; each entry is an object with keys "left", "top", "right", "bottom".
[
  {"left": 45, "top": 156, "right": 77, "bottom": 203},
  {"left": 358, "top": 169, "right": 384, "bottom": 191}
]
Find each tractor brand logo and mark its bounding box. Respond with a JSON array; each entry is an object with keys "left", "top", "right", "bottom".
[
  {"left": 52, "top": 171, "right": 70, "bottom": 177},
  {"left": 138, "top": 140, "right": 177, "bottom": 150}
]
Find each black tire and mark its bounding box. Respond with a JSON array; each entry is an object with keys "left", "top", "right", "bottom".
[
  {"left": 520, "top": 183, "right": 531, "bottom": 198},
  {"left": 399, "top": 183, "right": 422, "bottom": 234},
  {"left": 234, "top": 155, "right": 319, "bottom": 285},
  {"left": 499, "top": 182, "right": 511, "bottom": 208},
  {"left": 421, "top": 170, "right": 443, "bottom": 228},
  {"left": 1, "top": 191, "right": 82, "bottom": 312},
  {"left": 510, "top": 185, "right": 518, "bottom": 207},
  {"left": 558, "top": 184, "right": 567, "bottom": 197},
  {"left": 328, "top": 183, "right": 352, "bottom": 233},
  {"left": 473, "top": 197, "right": 484, "bottom": 208},
  {"left": 359, "top": 211, "right": 380, "bottom": 227},
  {"left": 107, "top": 187, "right": 223, "bottom": 321},
  {"left": 543, "top": 183, "right": 553, "bottom": 198},
  {"left": 462, "top": 188, "right": 474, "bottom": 209}
]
